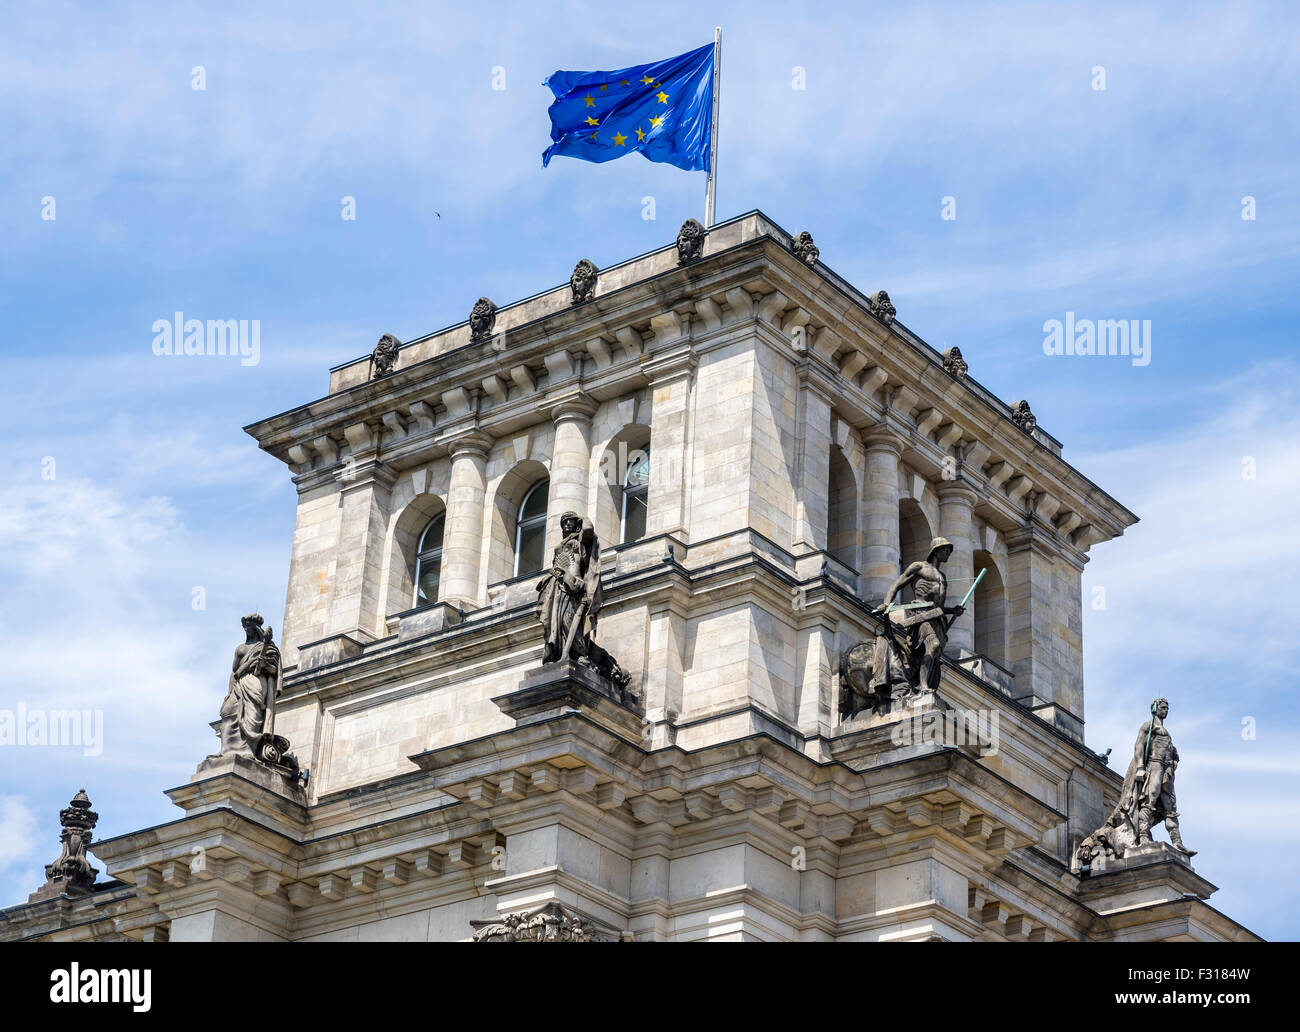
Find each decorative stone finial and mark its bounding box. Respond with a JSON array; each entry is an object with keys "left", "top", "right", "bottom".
[
  {"left": 1076, "top": 698, "right": 1196, "bottom": 874},
  {"left": 941, "top": 346, "right": 968, "bottom": 379},
  {"left": 675, "top": 218, "right": 705, "bottom": 264},
  {"left": 867, "top": 290, "right": 896, "bottom": 326},
  {"left": 371, "top": 333, "right": 400, "bottom": 378},
  {"left": 1011, "top": 399, "right": 1036, "bottom": 433},
  {"left": 569, "top": 259, "right": 598, "bottom": 304},
  {"left": 791, "top": 230, "right": 819, "bottom": 266},
  {"left": 31, "top": 789, "right": 99, "bottom": 901},
  {"left": 469, "top": 297, "right": 498, "bottom": 342}
]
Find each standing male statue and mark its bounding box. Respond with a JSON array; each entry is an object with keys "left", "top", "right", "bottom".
[
  {"left": 210, "top": 613, "right": 298, "bottom": 775},
  {"left": 840, "top": 537, "right": 968, "bottom": 717},
  {"left": 872, "top": 537, "right": 966, "bottom": 697},
  {"left": 536, "top": 512, "right": 630, "bottom": 690},
  {"left": 1077, "top": 698, "right": 1195, "bottom": 867}
]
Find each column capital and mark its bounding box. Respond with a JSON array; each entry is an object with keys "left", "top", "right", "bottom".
[
  {"left": 336, "top": 456, "right": 396, "bottom": 492},
  {"left": 1004, "top": 521, "right": 1059, "bottom": 559},
  {"left": 545, "top": 393, "right": 599, "bottom": 425},
  {"left": 446, "top": 430, "right": 493, "bottom": 461},
  {"left": 640, "top": 347, "right": 698, "bottom": 385},
  {"left": 862, "top": 426, "right": 906, "bottom": 455},
  {"left": 936, "top": 481, "right": 980, "bottom": 507}
]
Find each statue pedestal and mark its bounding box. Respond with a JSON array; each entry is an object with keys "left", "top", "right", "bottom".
[
  {"left": 1076, "top": 841, "right": 1215, "bottom": 916},
  {"left": 494, "top": 660, "right": 644, "bottom": 742},
  {"left": 184, "top": 751, "right": 307, "bottom": 812},
  {"left": 1083, "top": 839, "right": 1195, "bottom": 875},
  {"left": 838, "top": 689, "right": 949, "bottom": 734},
  {"left": 27, "top": 872, "right": 96, "bottom": 904}
]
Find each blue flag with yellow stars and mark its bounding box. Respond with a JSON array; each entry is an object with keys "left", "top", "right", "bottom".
[{"left": 542, "top": 43, "right": 714, "bottom": 171}]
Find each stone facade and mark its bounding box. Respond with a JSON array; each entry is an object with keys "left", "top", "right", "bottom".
[{"left": 0, "top": 212, "right": 1258, "bottom": 942}]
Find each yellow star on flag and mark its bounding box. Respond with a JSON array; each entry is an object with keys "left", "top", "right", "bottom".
[
  {"left": 613, "top": 131, "right": 627, "bottom": 146},
  {"left": 584, "top": 94, "right": 595, "bottom": 107},
  {"left": 599, "top": 84, "right": 608, "bottom": 91},
  {"left": 640, "top": 74, "right": 654, "bottom": 85},
  {"left": 649, "top": 114, "right": 664, "bottom": 128},
  {"left": 620, "top": 79, "right": 630, "bottom": 86},
  {"left": 656, "top": 90, "right": 668, "bottom": 104},
  {"left": 635, "top": 126, "right": 646, "bottom": 141},
  {"left": 584, "top": 116, "right": 599, "bottom": 126}
]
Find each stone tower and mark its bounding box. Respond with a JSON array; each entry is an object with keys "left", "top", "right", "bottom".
[{"left": 0, "top": 213, "right": 1257, "bottom": 941}]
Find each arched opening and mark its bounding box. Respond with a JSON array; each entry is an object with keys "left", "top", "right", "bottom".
[
  {"left": 972, "top": 550, "right": 1008, "bottom": 665},
  {"left": 621, "top": 445, "right": 651, "bottom": 544},
  {"left": 594, "top": 423, "right": 652, "bottom": 548},
  {"left": 899, "top": 498, "right": 934, "bottom": 572},
  {"left": 385, "top": 493, "right": 446, "bottom": 617},
  {"left": 486, "top": 459, "right": 551, "bottom": 587},
  {"left": 515, "top": 479, "right": 549, "bottom": 577},
  {"left": 827, "top": 445, "right": 858, "bottom": 568},
  {"left": 413, "top": 513, "right": 445, "bottom": 607}
]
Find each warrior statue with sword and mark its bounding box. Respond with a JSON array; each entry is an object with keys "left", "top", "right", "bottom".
[{"left": 840, "top": 538, "right": 982, "bottom": 718}]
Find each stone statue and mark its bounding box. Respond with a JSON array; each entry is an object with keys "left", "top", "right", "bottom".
[
  {"left": 535, "top": 512, "right": 630, "bottom": 689},
  {"left": 211, "top": 614, "right": 298, "bottom": 776},
  {"left": 371, "top": 333, "right": 399, "bottom": 377},
  {"left": 867, "top": 289, "right": 896, "bottom": 326},
  {"left": 469, "top": 297, "right": 498, "bottom": 342},
  {"left": 676, "top": 218, "right": 705, "bottom": 264},
  {"left": 791, "top": 231, "right": 819, "bottom": 266},
  {"left": 1077, "top": 698, "right": 1195, "bottom": 868},
  {"left": 839, "top": 538, "right": 965, "bottom": 718},
  {"left": 1011, "top": 399, "right": 1036, "bottom": 433},
  {"left": 941, "top": 346, "right": 968, "bottom": 379},
  {"left": 570, "top": 259, "right": 598, "bottom": 304},
  {"left": 32, "top": 790, "right": 99, "bottom": 900}
]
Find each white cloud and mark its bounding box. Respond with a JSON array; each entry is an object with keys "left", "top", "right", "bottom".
[{"left": 0, "top": 797, "right": 38, "bottom": 870}]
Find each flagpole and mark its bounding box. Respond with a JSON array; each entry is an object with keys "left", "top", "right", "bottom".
[{"left": 704, "top": 25, "right": 721, "bottom": 228}]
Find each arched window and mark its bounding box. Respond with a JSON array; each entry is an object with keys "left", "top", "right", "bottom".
[
  {"left": 413, "top": 513, "right": 445, "bottom": 607},
  {"left": 515, "top": 478, "right": 549, "bottom": 577},
  {"left": 972, "top": 551, "right": 1008, "bottom": 665},
  {"left": 827, "top": 446, "right": 857, "bottom": 568},
  {"left": 620, "top": 446, "right": 650, "bottom": 544}
]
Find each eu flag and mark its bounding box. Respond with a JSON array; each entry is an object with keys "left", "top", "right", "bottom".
[{"left": 542, "top": 43, "right": 714, "bottom": 171}]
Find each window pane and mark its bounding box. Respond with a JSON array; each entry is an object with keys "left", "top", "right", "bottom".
[
  {"left": 517, "top": 523, "right": 546, "bottom": 576},
  {"left": 415, "top": 559, "right": 440, "bottom": 606},
  {"left": 520, "top": 479, "right": 549, "bottom": 522},
  {"left": 623, "top": 488, "right": 648, "bottom": 543},
  {"left": 625, "top": 447, "right": 650, "bottom": 487},
  {"left": 418, "top": 513, "right": 445, "bottom": 553}
]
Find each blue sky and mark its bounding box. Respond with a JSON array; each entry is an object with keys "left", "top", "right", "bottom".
[{"left": 1, "top": 1, "right": 1297, "bottom": 939}]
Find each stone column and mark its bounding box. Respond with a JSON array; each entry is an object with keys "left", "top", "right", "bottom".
[
  {"left": 643, "top": 598, "right": 687, "bottom": 750},
  {"left": 1004, "top": 525, "right": 1069, "bottom": 709},
  {"left": 328, "top": 421, "right": 394, "bottom": 641},
  {"left": 547, "top": 397, "right": 597, "bottom": 553},
  {"left": 792, "top": 378, "right": 833, "bottom": 553},
  {"left": 937, "top": 483, "right": 978, "bottom": 654},
  {"left": 440, "top": 433, "right": 492, "bottom": 608},
  {"left": 861, "top": 430, "right": 904, "bottom": 603},
  {"left": 643, "top": 351, "right": 696, "bottom": 540}
]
